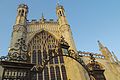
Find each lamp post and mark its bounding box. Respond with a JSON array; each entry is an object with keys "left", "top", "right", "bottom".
[{"left": 60, "top": 36, "right": 70, "bottom": 55}]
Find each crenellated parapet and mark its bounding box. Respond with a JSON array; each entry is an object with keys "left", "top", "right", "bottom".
[{"left": 78, "top": 51, "right": 105, "bottom": 59}]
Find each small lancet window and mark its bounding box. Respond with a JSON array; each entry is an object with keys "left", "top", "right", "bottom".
[
  {"left": 21, "top": 9, "right": 24, "bottom": 16},
  {"left": 60, "top": 11, "right": 63, "bottom": 16},
  {"left": 18, "top": 10, "right": 21, "bottom": 15}
]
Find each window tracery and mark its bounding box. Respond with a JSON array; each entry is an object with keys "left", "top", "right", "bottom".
[{"left": 28, "top": 31, "right": 67, "bottom": 80}]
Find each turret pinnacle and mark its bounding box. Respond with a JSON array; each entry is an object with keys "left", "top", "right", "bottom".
[
  {"left": 42, "top": 13, "right": 44, "bottom": 19},
  {"left": 15, "top": 4, "right": 28, "bottom": 25},
  {"left": 57, "top": 0, "right": 60, "bottom": 6},
  {"left": 112, "top": 51, "right": 119, "bottom": 62},
  {"left": 98, "top": 40, "right": 105, "bottom": 50},
  {"left": 98, "top": 41, "right": 114, "bottom": 62},
  {"left": 41, "top": 13, "right": 45, "bottom": 23},
  {"left": 56, "top": 3, "right": 77, "bottom": 52}
]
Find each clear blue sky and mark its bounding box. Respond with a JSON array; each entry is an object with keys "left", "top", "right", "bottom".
[{"left": 0, "top": 0, "right": 120, "bottom": 60}]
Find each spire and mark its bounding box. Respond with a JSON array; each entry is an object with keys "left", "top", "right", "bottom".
[
  {"left": 57, "top": 0, "right": 60, "bottom": 6},
  {"left": 41, "top": 13, "right": 44, "bottom": 20},
  {"left": 98, "top": 40, "right": 105, "bottom": 50},
  {"left": 41, "top": 13, "right": 45, "bottom": 22}
]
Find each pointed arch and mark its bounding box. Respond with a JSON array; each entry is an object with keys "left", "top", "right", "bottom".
[{"left": 27, "top": 29, "right": 59, "bottom": 44}]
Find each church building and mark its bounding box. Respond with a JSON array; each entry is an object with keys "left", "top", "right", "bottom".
[{"left": 0, "top": 3, "right": 120, "bottom": 80}]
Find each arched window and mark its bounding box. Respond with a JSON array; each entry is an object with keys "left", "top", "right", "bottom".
[
  {"left": 21, "top": 9, "right": 24, "bottom": 16},
  {"left": 48, "top": 50, "right": 53, "bottom": 64},
  {"left": 50, "top": 66, "right": 55, "bottom": 80},
  {"left": 43, "top": 50, "right": 47, "bottom": 60},
  {"left": 38, "top": 72, "right": 43, "bottom": 80},
  {"left": 58, "top": 48, "right": 64, "bottom": 63},
  {"left": 54, "top": 52, "right": 58, "bottom": 64},
  {"left": 44, "top": 67, "right": 49, "bottom": 80},
  {"left": 18, "top": 10, "right": 21, "bottom": 15},
  {"left": 59, "top": 56, "right": 64, "bottom": 63},
  {"left": 31, "top": 67, "right": 37, "bottom": 80},
  {"left": 59, "top": 11, "right": 62, "bottom": 16},
  {"left": 61, "top": 65, "right": 67, "bottom": 80},
  {"left": 38, "top": 50, "right": 42, "bottom": 65},
  {"left": 55, "top": 66, "right": 61, "bottom": 80},
  {"left": 32, "top": 50, "right": 36, "bottom": 63}
]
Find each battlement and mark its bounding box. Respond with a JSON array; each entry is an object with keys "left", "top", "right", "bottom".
[
  {"left": 78, "top": 51, "right": 105, "bottom": 59},
  {"left": 27, "top": 19, "right": 58, "bottom": 24}
]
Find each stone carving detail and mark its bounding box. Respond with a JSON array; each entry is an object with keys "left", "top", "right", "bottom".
[
  {"left": 13, "top": 25, "right": 26, "bottom": 32},
  {"left": 59, "top": 25, "right": 70, "bottom": 32}
]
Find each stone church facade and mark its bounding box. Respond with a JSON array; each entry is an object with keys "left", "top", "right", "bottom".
[{"left": 7, "top": 3, "right": 120, "bottom": 80}]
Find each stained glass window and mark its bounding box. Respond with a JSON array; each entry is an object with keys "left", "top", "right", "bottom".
[
  {"left": 38, "top": 72, "right": 43, "bottom": 80},
  {"left": 32, "top": 50, "right": 36, "bottom": 63},
  {"left": 61, "top": 65, "right": 67, "bottom": 80},
  {"left": 44, "top": 67, "right": 49, "bottom": 80},
  {"left": 38, "top": 50, "right": 42, "bottom": 65},
  {"left": 49, "top": 50, "right": 53, "bottom": 64},
  {"left": 43, "top": 50, "right": 47, "bottom": 60},
  {"left": 50, "top": 66, "right": 55, "bottom": 80},
  {"left": 55, "top": 66, "right": 61, "bottom": 80},
  {"left": 54, "top": 52, "right": 58, "bottom": 64},
  {"left": 28, "top": 31, "right": 66, "bottom": 80}
]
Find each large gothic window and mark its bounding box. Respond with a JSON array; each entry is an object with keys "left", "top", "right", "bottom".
[{"left": 28, "top": 31, "right": 67, "bottom": 80}]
